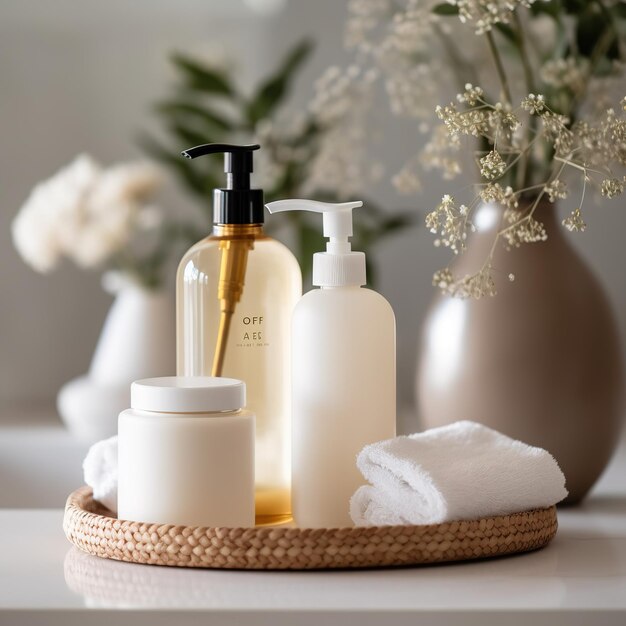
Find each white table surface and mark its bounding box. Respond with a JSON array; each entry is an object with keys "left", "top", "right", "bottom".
[{"left": 1, "top": 418, "right": 625, "bottom": 626}]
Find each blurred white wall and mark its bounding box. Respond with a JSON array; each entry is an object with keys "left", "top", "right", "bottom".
[{"left": 1, "top": 0, "right": 625, "bottom": 431}]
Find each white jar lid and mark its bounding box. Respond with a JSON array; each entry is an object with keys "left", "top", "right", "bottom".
[{"left": 131, "top": 377, "right": 245, "bottom": 413}]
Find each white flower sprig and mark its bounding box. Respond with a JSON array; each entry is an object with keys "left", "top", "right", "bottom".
[
  {"left": 339, "top": 0, "right": 626, "bottom": 298},
  {"left": 12, "top": 155, "right": 161, "bottom": 273},
  {"left": 426, "top": 88, "right": 626, "bottom": 297},
  {"left": 304, "top": 65, "right": 383, "bottom": 198},
  {"left": 453, "top": 0, "right": 537, "bottom": 35}
]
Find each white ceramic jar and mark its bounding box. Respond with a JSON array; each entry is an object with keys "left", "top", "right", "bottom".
[{"left": 118, "top": 376, "right": 255, "bottom": 527}]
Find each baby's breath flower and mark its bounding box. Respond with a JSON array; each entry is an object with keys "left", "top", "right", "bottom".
[
  {"left": 488, "top": 102, "right": 520, "bottom": 136},
  {"left": 452, "top": 0, "right": 537, "bottom": 35},
  {"left": 386, "top": 65, "right": 435, "bottom": 118},
  {"left": 306, "top": 65, "right": 382, "bottom": 197},
  {"left": 573, "top": 110, "right": 626, "bottom": 167},
  {"left": 555, "top": 129, "right": 575, "bottom": 156},
  {"left": 345, "top": 0, "right": 390, "bottom": 50},
  {"left": 463, "top": 110, "right": 491, "bottom": 136},
  {"left": 521, "top": 93, "right": 546, "bottom": 115},
  {"left": 540, "top": 58, "right": 588, "bottom": 94},
  {"left": 545, "top": 179, "right": 568, "bottom": 202},
  {"left": 389, "top": 3, "right": 436, "bottom": 55},
  {"left": 562, "top": 207, "right": 586, "bottom": 232},
  {"left": 432, "top": 267, "right": 454, "bottom": 290},
  {"left": 392, "top": 163, "right": 422, "bottom": 194},
  {"left": 436, "top": 103, "right": 490, "bottom": 137},
  {"left": 610, "top": 119, "right": 626, "bottom": 145},
  {"left": 310, "top": 65, "right": 377, "bottom": 125},
  {"left": 541, "top": 111, "right": 575, "bottom": 155},
  {"left": 457, "top": 83, "right": 484, "bottom": 106},
  {"left": 480, "top": 183, "right": 518, "bottom": 209},
  {"left": 499, "top": 186, "right": 518, "bottom": 209},
  {"left": 435, "top": 103, "right": 460, "bottom": 133},
  {"left": 479, "top": 150, "right": 506, "bottom": 180},
  {"left": 601, "top": 178, "right": 624, "bottom": 199},
  {"left": 425, "top": 194, "right": 471, "bottom": 253},
  {"left": 502, "top": 215, "right": 548, "bottom": 249},
  {"left": 420, "top": 125, "right": 462, "bottom": 179},
  {"left": 445, "top": 264, "right": 497, "bottom": 300},
  {"left": 541, "top": 111, "right": 570, "bottom": 135},
  {"left": 425, "top": 211, "right": 439, "bottom": 233},
  {"left": 437, "top": 265, "right": 498, "bottom": 299},
  {"left": 504, "top": 206, "right": 520, "bottom": 224}
]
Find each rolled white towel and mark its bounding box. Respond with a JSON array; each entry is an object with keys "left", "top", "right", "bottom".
[
  {"left": 350, "top": 420, "right": 567, "bottom": 526},
  {"left": 83, "top": 435, "right": 118, "bottom": 513}
]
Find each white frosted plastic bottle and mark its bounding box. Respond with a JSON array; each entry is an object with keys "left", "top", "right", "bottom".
[{"left": 267, "top": 199, "right": 396, "bottom": 528}]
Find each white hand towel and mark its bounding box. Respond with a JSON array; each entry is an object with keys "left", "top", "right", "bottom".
[
  {"left": 83, "top": 435, "right": 118, "bottom": 513},
  {"left": 350, "top": 420, "right": 567, "bottom": 526}
]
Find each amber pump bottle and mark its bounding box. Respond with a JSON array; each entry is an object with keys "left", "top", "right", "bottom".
[{"left": 176, "top": 143, "right": 301, "bottom": 525}]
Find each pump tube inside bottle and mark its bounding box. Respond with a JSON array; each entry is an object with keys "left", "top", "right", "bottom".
[{"left": 212, "top": 235, "right": 253, "bottom": 376}]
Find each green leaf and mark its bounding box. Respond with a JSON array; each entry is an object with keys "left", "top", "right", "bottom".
[
  {"left": 432, "top": 3, "right": 459, "bottom": 15},
  {"left": 171, "top": 53, "right": 235, "bottom": 96},
  {"left": 379, "top": 214, "right": 415, "bottom": 235},
  {"left": 167, "top": 122, "right": 214, "bottom": 149},
  {"left": 562, "top": 0, "right": 588, "bottom": 14},
  {"left": 265, "top": 160, "right": 309, "bottom": 201},
  {"left": 155, "top": 101, "right": 235, "bottom": 132},
  {"left": 576, "top": 9, "right": 620, "bottom": 60},
  {"left": 612, "top": 2, "right": 626, "bottom": 19},
  {"left": 138, "top": 134, "right": 212, "bottom": 200},
  {"left": 494, "top": 22, "right": 518, "bottom": 44},
  {"left": 530, "top": 0, "right": 562, "bottom": 18},
  {"left": 275, "top": 39, "right": 314, "bottom": 85},
  {"left": 245, "top": 39, "right": 314, "bottom": 126}
]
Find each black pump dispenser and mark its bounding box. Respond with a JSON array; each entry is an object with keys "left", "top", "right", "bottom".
[{"left": 182, "top": 143, "right": 264, "bottom": 225}]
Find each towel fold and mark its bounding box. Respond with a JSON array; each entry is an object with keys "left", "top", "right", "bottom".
[
  {"left": 350, "top": 420, "right": 567, "bottom": 526},
  {"left": 83, "top": 435, "right": 118, "bottom": 513}
]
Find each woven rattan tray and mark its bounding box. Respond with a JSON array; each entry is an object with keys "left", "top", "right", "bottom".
[{"left": 63, "top": 486, "right": 557, "bottom": 570}]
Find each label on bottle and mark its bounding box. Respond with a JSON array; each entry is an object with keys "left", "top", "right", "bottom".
[{"left": 235, "top": 315, "right": 270, "bottom": 348}]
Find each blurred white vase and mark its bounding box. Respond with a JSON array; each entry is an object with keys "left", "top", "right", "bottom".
[{"left": 58, "top": 273, "right": 175, "bottom": 444}]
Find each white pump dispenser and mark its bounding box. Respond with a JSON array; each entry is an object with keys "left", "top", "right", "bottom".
[
  {"left": 266, "top": 199, "right": 396, "bottom": 528},
  {"left": 267, "top": 199, "right": 365, "bottom": 287}
]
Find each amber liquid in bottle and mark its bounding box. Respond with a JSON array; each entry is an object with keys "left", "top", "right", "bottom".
[{"left": 176, "top": 225, "right": 301, "bottom": 525}]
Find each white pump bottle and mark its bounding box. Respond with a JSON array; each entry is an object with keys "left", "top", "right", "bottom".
[{"left": 266, "top": 199, "right": 396, "bottom": 528}]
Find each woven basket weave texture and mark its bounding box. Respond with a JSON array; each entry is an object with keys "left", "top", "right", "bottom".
[{"left": 63, "top": 486, "right": 557, "bottom": 570}]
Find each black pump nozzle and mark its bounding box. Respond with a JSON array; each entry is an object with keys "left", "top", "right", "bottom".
[{"left": 181, "top": 143, "right": 263, "bottom": 225}]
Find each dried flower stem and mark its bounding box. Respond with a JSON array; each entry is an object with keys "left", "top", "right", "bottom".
[
  {"left": 512, "top": 11, "right": 536, "bottom": 95},
  {"left": 485, "top": 30, "right": 512, "bottom": 105},
  {"left": 499, "top": 133, "right": 541, "bottom": 174},
  {"left": 580, "top": 172, "right": 588, "bottom": 207},
  {"left": 554, "top": 156, "right": 609, "bottom": 178},
  {"left": 483, "top": 160, "right": 567, "bottom": 266},
  {"left": 512, "top": 10, "right": 536, "bottom": 189},
  {"left": 434, "top": 24, "right": 480, "bottom": 93}
]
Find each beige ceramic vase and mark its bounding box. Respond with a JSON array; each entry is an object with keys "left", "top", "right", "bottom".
[{"left": 417, "top": 201, "right": 624, "bottom": 503}]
